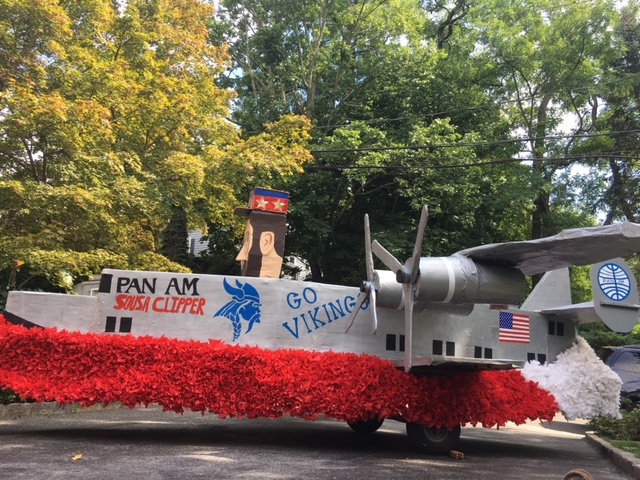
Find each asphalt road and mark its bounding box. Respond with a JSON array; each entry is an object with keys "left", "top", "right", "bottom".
[{"left": 0, "top": 406, "right": 632, "bottom": 480}]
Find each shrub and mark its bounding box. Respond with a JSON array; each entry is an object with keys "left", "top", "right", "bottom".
[{"left": 589, "top": 407, "right": 640, "bottom": 441}]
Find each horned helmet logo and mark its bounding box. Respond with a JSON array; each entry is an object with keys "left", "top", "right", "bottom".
[{"left": 214, "top": 278, "right": 262, "bottom": 341}]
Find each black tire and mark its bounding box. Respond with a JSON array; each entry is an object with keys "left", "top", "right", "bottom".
[
  {"left": 405, "top": 423, "right": 461, "bottom": 454},
  {"left": 347, "top": 418, "right": 384, "bottom": 434}
]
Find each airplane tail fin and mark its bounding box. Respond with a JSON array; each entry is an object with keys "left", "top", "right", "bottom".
[
  {"left": 520, "top": 268, "right": 571, "bottom": 311},
  {"left": 533, "top": 259, "right": 640, "bottom": 334},
  {"left": 589, "top": 258, "right": 640, "bottom": 333}
]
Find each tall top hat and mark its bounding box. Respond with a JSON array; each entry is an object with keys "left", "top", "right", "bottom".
[{"left": 234, "top": 188, "right": 289, "bottom": 217}]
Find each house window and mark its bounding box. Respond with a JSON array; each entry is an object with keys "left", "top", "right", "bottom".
[{"left": 433, "top": 340, "right": 443, "bottom": 356}]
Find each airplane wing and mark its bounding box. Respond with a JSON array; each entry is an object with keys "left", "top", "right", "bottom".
[
  {"left": 537, "top": 302, "right": 601, "bottom": 325},
  {"left": 390, "top": 355, "right": 525, "bottom": 373},
  {"left": 458, "top": 222, "right": 640, "bottom": 276}
]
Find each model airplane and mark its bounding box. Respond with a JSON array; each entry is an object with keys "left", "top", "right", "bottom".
[{"left": 4, "top": 206, "right": 640, "bottom": 454}]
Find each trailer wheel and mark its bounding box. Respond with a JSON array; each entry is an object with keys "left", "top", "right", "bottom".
[
  {"left": 406, "top": 423, "right": 461, "bottom": 454},
  {"left": 347, "top": 418, "right": 384, "bottom": 434}
]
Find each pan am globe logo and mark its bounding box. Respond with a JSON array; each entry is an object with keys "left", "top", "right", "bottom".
[{"left": 597, "top": 263, "right": 631, "bottom": 302}]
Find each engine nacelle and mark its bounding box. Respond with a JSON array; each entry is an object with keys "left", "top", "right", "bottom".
[{"left": 374, "top": 254, "right": 527, "bottom": 315}]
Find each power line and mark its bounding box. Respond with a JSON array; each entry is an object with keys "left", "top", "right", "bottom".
[
  {"left": 313, "top": 74, "right": 640, "bottom": 131},
  {"left": 309, "top": 129, "right": 640, "bottom": 155},
  {"left": 304, "top": 154, "right": 640, "bottom": 172},
  {"left": 238, "top": 74, "right": 640, "bottom": 135}
]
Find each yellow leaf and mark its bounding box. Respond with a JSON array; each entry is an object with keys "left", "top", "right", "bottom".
[{"left": 72, "top": 454, "right": 83, "bottom": 461}]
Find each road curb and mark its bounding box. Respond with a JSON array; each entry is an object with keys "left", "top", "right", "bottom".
[
  {"left": 585, "top": 432, "right": 640, "bottom": 480},
  {"left": 0, "top": 401, "right": 125, "bottom": 420}
]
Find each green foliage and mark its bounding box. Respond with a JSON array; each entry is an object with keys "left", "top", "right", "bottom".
[
  {"left": 281, "top": 118, "right": 536, "bottom": 283},
  {"left": 621, "top": 409, "right": 640, "bottom": 441},
  {"left": 215, "top": 0, "right": 431, "bottom": 132},
  {"left": 589, "top": 414, "right": 624, "bottom": 439},
  {"left": 186, "top": 224, "right": 240, "bottom": 276},
  {"left": 0, "top": 1, "right": 313, "bottom": 290},
  {"left": 217, "top": 0, "right": 623, "bottom": 285},
  {"left": 1, "top": 0, "right": 633, "bottom": 291},
  {"left": 589, "top": 408, "right": 640, "bottom": 441},
  {"left": 472, "top": 0, "right": 619, "bottom": 239},
  {"left": 579, "top": 323, "right": 640, "bottom": 357},
  {"left": 570, "top": 266, "right": 593, "bottom": 304},
  {"left": 159, "top": 205, "right": 189, "bottom": 266},
  {"left": 579, "top": 1, "right": 640, "bottom": 224}
]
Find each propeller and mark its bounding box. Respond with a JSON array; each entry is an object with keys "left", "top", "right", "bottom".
[
  {"left": 345, "top": 214, "right": 378, "bottom": 334},
  {"left": 370, "top": 206, "right": 429, "bottom": 372},
  {"left": 346, "top": 207, "right": 430, "bottom": 373}
]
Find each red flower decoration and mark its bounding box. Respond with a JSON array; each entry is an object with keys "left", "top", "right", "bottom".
[{"left": 0, "top": 315, "right": 558, "bottom": 427}]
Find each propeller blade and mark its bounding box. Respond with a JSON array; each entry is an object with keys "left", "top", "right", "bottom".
[
  {"left": 364, "top": 214, "right": 374, "bottom": 282},
  {"left": 346, "top": 214, "right": 380, "bottom": 334},
  {"left": 409, "top": 206, "right": 428, "bottom": 285},
  {"left": 344, "top": 283, "right": 378, "bottom": 334},
  {"left": 344, "top": 289, "right": 369, "bottom": 333},
  {"left": 403, "top": 283, "right": 414, "bottom": 372},
  {"left": 372, "top": 240, "right": 404, "bottom": 274},
  {"left": 370, "top": 287, "right": 378, "bottom": 334}
]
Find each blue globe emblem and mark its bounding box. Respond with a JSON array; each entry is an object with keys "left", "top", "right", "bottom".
[{"left": 598, "top": 263, "right": 631, "bottom": 301}]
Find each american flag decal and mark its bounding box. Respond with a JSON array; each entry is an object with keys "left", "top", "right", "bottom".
[{"left": 499, "top": 312, "right": 530, "bottom": 344}]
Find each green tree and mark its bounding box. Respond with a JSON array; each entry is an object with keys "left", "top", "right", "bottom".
[
  {"left": 215, "top": 0, "right": 540, "bottom": 283},
  {"left": 186, "top": 223, "right": 240, "bottom": 276},
  {"left": 214, "top": 0, "right": 626, "bottom": 286},
  {"left": 0, "top": 0, "right": 313, "bottom": 290},
  {"left": 213, "top": 0, "right": 429, "bottom": 132},
  {"left": 284, "top": 119, "right": 536, "bottom": 284},
  {"left": 159, "top": 205, "right": 189, "bottom": 266},
  {"left": 472, "top": 0, "right": 620, "bottom": 239},
  {"left": 571, "top": 2, "right": 640, "bottom": 225}
]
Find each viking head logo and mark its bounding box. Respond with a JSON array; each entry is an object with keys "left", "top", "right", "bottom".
[{"left": 214, "top": 278, "right": 262, "bottom": 341}]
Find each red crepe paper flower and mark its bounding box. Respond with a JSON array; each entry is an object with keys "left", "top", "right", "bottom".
[{"left": 0, "top": 315, "right": 558, "bottom": 427}]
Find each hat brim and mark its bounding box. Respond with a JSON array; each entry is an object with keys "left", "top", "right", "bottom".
[{"left": 233, "top": 207, "right": 251, "bottom": 217}]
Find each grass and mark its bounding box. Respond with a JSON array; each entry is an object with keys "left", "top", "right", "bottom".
[{"left": 609, "top": 440, "right": 640, "bottom": 459}]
